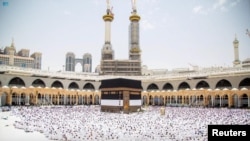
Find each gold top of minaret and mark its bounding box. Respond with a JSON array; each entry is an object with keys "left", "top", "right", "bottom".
[
  {"left": 103, "top": 0, "right": 114, "bottom": 21},
  {"left": 103, "top": 14, "right": 114, "bottom": 21},
  {"left": 129, "top": 14, "right": 140, "bottom": 22},
  {"left": 129, "top": 0, "right": 140, "bottom": 22}
]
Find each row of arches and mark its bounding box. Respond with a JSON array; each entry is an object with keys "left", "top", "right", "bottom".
[
  {"left": 7, "top": 78, "right": 95, "bottom": 90},
  {"left": 1, "top": 87, "right": 249, "bottom": 108},
  {"left": 2, "top": 77, "right": 250, "bottom": 91},
  {"left": 148, "top": 78, "right": 250, "bottom": 91}
]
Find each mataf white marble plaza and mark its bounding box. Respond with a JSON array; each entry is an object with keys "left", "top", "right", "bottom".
[{"left": 1, "top": 106, "right": 249, "bottom": 141}]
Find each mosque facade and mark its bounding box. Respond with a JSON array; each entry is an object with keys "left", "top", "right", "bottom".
[
  {"left": 0, "top": 65, "right": 249, "bottom": 108},
  {"left": 0, "top": 1, "right": 250, "bottom": 109}
]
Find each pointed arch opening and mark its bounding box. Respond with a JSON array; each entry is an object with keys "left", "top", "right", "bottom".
[
  {"left": 162, "top": 83, "right": 173, "bottom": 91},
  {"left": 239, "top": 78, "right": 250, "bottom": 89},
  {"left": 68, "top": 82, "right": 79, "bottom": 90},
  {"left": 32, "top": 79, "right": 45, "bottom": 88},
  {"left": 215, "top": 79, "right": 232, "bottom": 90},
  {"left": 178, "top": 82, "right": 190, "bottom": 90},
  {"left": 51, "top": 80, "right": 64, "bottom": 88},
  {"left": 196, "top": 81, "right": 210, "bottom": 89},
  {"left": 9, "top": 77, "right": 25, "bottom": 87},
  {"left": 83, "top": 83, "right": 95, "bottom": 91},
  {"left": 147, "top": 83, "right": 159, "bottom": 91}
]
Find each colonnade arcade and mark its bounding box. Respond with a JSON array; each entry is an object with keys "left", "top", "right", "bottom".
[
  {"left": 0, "top": 86, "right": 250, "bottom": 108},
  {"left": 141, "top": 78, "right": 250, "bottom": 108},
  {"left": 141, "top": 89, "right": 250, "bottom": 108},
  {"left": 0, "top": 87, "right": 101, "bottom": 106},
  {"left": 1, "top": 77, "right": 250, "bottom": 108}
]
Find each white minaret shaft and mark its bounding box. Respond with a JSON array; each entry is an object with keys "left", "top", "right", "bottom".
[
  {"left": 103, "top": 0, "right": 113, "bottom": 44},
  {"left": 129, "top": 0, "right": 141, "bottom": 60},
  {"left": 105, "top": 21, "right": 111, "bottom": 43},
  {"left": 102, "top": 0, "right": 114, "bottom": 60},
  {"left": 234, "top": 43, "right": 239, "bottom": 61},
  {"left": 105, "top": 0, "right": 111, "bottom": 43},
  {"left": 130, "top": 22, "right": 139, "bottom": 47},
  {"left": 233, "top": 35, "right": 240, "bottom": 66}
]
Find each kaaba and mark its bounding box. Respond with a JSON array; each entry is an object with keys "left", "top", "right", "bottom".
[{"left": 100, "top": 78, "right": 142, "bottom": 114}]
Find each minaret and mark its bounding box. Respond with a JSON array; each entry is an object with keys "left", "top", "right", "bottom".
[
  {"left": 9, "top": 38, "right": 16, "bottom": 66},
  {"left": 10, "top": 37, "right": 15, "bottom": 48},
  {"left": 233, "top": 35, "right": 241, "bottom": 67},
  {"left": 129, "top": 0, "right": 141, "bottom": 60},
  {"left": 101, "top": 0, "right": 114, "bottom": 60}
]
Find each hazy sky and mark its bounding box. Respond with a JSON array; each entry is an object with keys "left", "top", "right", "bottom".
[{"left": 0, "top": 0, "right": 250, "bottom": 72}]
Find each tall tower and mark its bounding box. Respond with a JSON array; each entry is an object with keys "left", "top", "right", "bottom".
[
  {"left": 83, "top": 53, "right": 92, "bottom": 72},
  {"left": 233, "top": 35, "right": 241, "bottom": 67},
  {"left": 65, "top": 52, "right": 75, "bottom": 71},
  {"left": 129, "top": 0, "right": 141, "bottom": 60},
  {"left": 101, "top": 0, "right": 114, "bottom": 60}
]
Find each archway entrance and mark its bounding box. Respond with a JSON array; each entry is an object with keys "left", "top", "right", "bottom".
[
  {"left": 233, "top": 94, "right": 238, "bottom": 108},
  {"left": 241, "top": 94, "right": 248, "bottom": 108},
  {"left": 0, "top": 92, "right": 7, "bottom": 106}
]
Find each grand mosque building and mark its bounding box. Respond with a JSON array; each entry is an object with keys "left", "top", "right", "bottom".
[{"left": 0, "top": 1, "right": 250, "bottom": 109}]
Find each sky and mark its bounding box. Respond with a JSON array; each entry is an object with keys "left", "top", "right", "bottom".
[{"left": 0, "top": 0, "right": 250, "bottom": 72}]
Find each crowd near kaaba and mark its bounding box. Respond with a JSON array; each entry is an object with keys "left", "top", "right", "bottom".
[{"left": 0, "top": 105, "right": 248, "bottom": 141}]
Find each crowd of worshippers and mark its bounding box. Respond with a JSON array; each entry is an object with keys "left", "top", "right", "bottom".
[{"left": 10, "top": 105, "right": 250, "bottom": 141}]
